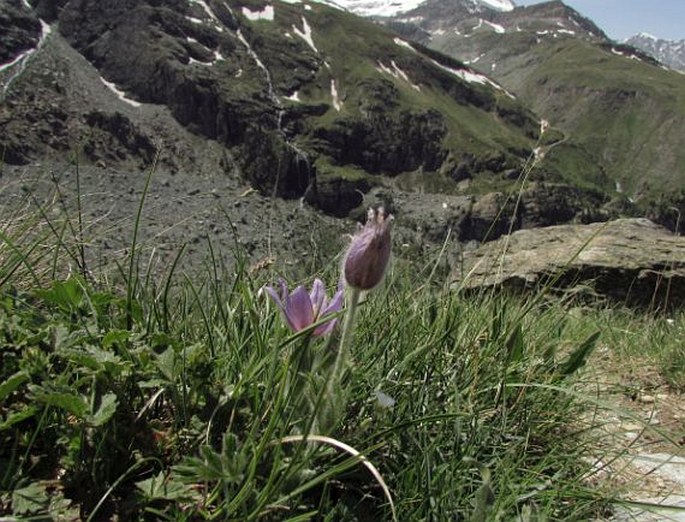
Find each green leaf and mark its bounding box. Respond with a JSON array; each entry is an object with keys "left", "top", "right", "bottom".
[
  {"left": 0, "top": 371, "right": 29, "bottom": 402},
  {"left": 505, "top": 324, "right": 525, "bottom": 365},
  {"left": 558, "top": 330, "right": 601, "bottom": 377},
  {"left": 102, "top": 329, "right": 130, "bottom": 349},
  {"left": 90, "top": 393, "right": 118, "bottom": 426},
  {"left": 155, "top": 348, "right": 176, "bottom": 382},
  {"left": 136, "top": 471, "right": 194, "bottom": 501},
  {"left": 12, "top": 482, "right": 49, "bottom": 515},
  {"left": 0, "top": 406, "right": 37, "bottom": 431},
  {"left": 37, "top": 278, "right": 84, "bottom": 313},
  {"left": 30, "top": 388, "right": 89, "bottom": 419}
]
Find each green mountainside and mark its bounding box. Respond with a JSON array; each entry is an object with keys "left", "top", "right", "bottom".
[{"left": 382, "top": 0, "right": 685, "bottom": 224}]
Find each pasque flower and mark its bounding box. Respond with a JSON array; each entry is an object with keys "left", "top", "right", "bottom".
[
  {"left": 344, "top": 207, "right": 393, "bottom": 290},
  {"left": 265, "top": 278, "right": 344, "bottom": 336}
]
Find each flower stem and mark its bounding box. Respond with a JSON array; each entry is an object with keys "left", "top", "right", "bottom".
[{"left": 334, "top": 288, "right": 361, "bottom": 382}]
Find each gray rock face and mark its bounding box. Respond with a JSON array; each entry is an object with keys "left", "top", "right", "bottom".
[
  {"left": 626, "top": 33, "right": 685, "bottom": 72},
  {"left": 450, "top": 218, "right": 685, "bottom": 307}
]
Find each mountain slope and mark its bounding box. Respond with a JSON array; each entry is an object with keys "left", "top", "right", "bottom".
[
  {"left": 626, "top": 33, "right": 685, "bottom": 72},
  {"left": 377, "top": 0, "right": 685, "bottom": 211},
  {"left": 1, "top": 0, "right": 548, "bottom": 220}
]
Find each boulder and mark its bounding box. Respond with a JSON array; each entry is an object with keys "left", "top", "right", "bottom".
[{"left": 451, "top": 218, "right": 685, "bottom": 308}]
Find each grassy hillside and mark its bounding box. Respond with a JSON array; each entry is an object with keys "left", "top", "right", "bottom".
[
  {"left": 431, "top": 29, "right": 685, "bottom": 204},
  {"left": 237, "top": 0, "right": 542, "bottom": 186},
  {"left": 1, "top": 180, "right": 685, "bottom": 520}
]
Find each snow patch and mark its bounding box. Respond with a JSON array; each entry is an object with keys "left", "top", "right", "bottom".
[
  {"left": 309, "top": 0, "right": 349, "bottom": 10},
  {"left": 557, "top": 29, "right": 575, "bottom": 36},
  {"left": 293, "top": 16, "right": 317, "bottom": 53},
  {"left": 479, "top": 0, "right": 514, "bottom": 11},
  {"left": 431, "top": 60, "right": 488, "bottom": 86},
  {"left": 100, "top": 78, "right": 142, "bottom": 107},
  {"left": 464, "top": 53, "right": 485, "bottom": 64},
  {"left": 21, "top": 0, "right": 31, "bottom": 8},
  {"left": 285, "top": 91, "right": 300, "bottom": 102},
  {"left": 1, "top": 20, "right": 52, "bottom": 94},
  {"left": 331, "top": 79, "right": 342, "bottom": 111},
  {"left": 0, "top": 48, "right": 33, "bottom": 74},
  {"left": 242, "top": 5, "right": 275, "bottom": 21},
  {"left": 185, "top": 37, "right": 225, "bottom": 65},
  {"left": 330, "top": 0, "right": 423, "bottom": 17},
  {"left": 397, "top": 15, "right": 424, "bottom": 24},
  {"left": 394, "top": 37, "right": 417, "bottom": 53},
  {"left": 483, "top": 20, "right": 505, "bottom": 34},
  {"left": 376, "top": 60, "right": 421, "bottom": 91},
  {"left": 189, "top": 0, "right": 224, "bottom": 30},
  {"left": 611, "top": 48, "right": 641, "bottom": 61}
]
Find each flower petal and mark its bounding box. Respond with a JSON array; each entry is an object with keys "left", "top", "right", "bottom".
[
  {"left": 264, "top": 285, "right": 284, "bottom": 309},
  {"left": 278, "top": 278, "right": 289, "bottom": 300},
  {"left": 313, "top": 318, "right": 338, "bottom": 337},
  {"left": 310, "top": 278, "right": 326, "bottom": 316},
  {"left": 320, "top": 287, "right": 344, "bottom": 316},
  {"left": 284, "top": 285, "right": 314, "bottom": 331},
  {"left": 313, "top": 288, "right": 344, "bottom": 336}
]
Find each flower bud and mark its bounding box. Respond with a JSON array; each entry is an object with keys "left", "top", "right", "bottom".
[{"left": 344, "top": 207, "right": 393, "bottom": 290}]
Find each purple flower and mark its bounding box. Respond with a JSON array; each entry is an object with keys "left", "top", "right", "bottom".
[
  {"left": 265, "top": 278, "right": 344, "bottom": 336},
  {"left": 344, "top": 207, "right": 393, "bottom": 290}
]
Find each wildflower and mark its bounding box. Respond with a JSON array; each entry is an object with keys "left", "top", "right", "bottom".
[
  {"left": 344, "top": 207, "right": 393, "bottom": 290},
  {"left": 265, "top": 278, "right": 343, "bottom": 336}
]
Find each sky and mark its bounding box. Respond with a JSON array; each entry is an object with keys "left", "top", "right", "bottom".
[{"left": 515, "top": 0, "right": 685, "bottom": 41}]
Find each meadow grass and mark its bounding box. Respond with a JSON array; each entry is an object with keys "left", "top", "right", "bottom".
[{"left": 0, "top": 175, "right": 683, "bottom": 521}]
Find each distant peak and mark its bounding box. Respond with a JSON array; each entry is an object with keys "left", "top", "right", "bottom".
[
  {"left": 478, "top": 0, "right": 515, "bottom": 12},
  {"left": 635, "top": 32, "right": 659, "bottom": 41}
]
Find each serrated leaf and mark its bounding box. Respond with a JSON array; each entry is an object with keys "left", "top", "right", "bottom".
[
  {"left": 12, "top": 482, "right": 49, "bottom": 515},
  {"left": 90, "top": 393, "right": 118, "bottom": 426},
  {"left": 136, "top": 471, "right": 194, "bottom": 501}
]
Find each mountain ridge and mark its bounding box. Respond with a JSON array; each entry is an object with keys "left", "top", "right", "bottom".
[
  {"left": 625, "top": 32, "right": 685, "bottom": 72},
  {"left": 1, "top": 0, "right": 684, "bottom": 275}
]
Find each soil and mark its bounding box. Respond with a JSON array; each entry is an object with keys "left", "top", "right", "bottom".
[{"left": 579, "top": 344, "right": 685, "bottom": 520}]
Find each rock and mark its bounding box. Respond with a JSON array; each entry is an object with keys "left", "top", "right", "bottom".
[
  {"left": 450, "top": 218, "right": 685, "bottom": 308},
  {"left": 460, "top": 191, "right": 521, "bottom": 241},
  {"left": 304, "top": 174, "right": 372, "bottom": 218}
]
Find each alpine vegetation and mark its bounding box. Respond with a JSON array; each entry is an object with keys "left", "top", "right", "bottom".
[
  {"left": 1, "top": 190, "right": 678, "bottom": 521},
  {"left": 264, "top": 208, "right": 394, "bottom": 433}
]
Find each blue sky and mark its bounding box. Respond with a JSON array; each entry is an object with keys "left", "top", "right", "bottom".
[{"left": 516, "top": 0, "right": 685, "bottom": 41}]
